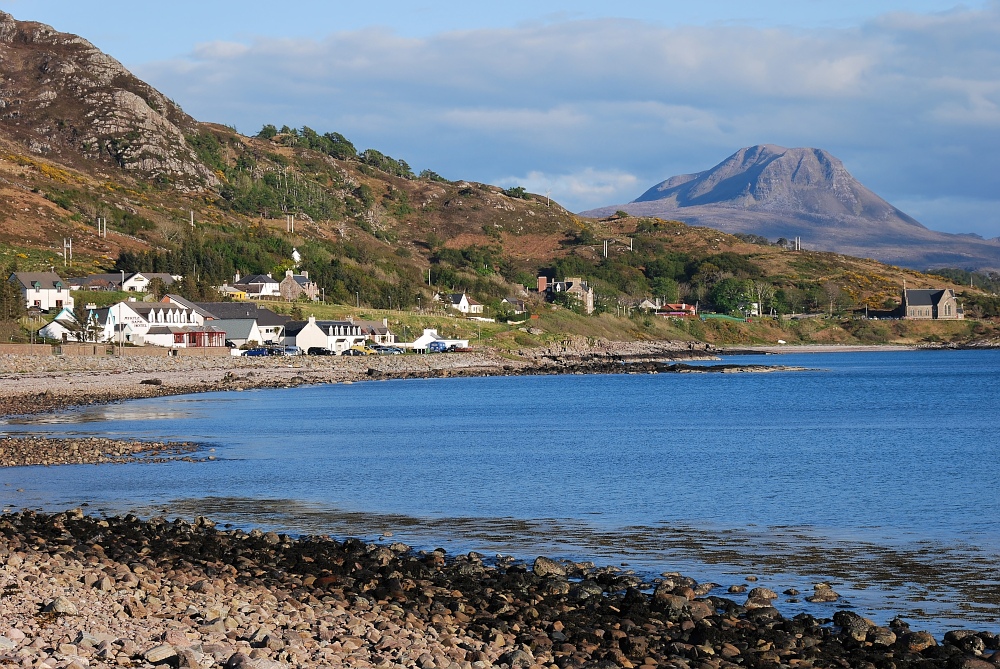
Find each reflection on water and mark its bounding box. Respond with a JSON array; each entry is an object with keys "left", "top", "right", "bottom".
[
  {"left": 3, "top": 406, "right": 195, "bottom": 426},
  {"left": 117, "top": 494, "right": 1000, "bottom": 632}
]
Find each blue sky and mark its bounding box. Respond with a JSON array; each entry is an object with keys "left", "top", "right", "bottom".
[{"left": 2, "top": 1, "right": 999, "bottom": 237}]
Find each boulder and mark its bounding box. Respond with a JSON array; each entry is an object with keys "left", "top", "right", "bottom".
[{"left": 533, "top": 555, "right": 566, "bottom": 578}]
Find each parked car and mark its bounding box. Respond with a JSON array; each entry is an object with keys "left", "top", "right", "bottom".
[
  {"left": 427, "top": 341, "right": 448, "bottom": 353},
  {"left": 375, "top": 345, "right": 403, "bottom": 355},
  {"left": 341, "top": 349, "right": 366, "bottom": 356},
  {"left": 350, "top": 345, "right": 377, "bottom": 355},
  {"left": 243, "top": 347, "right": 270, "bottom": 357},
  {"left": 307, "top": 347, "right": 334, "bottom": 356},
  {"left": 282, "top": 346, "right": 302, "bottom": 356}
]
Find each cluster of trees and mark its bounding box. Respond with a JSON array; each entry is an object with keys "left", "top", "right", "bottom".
[
  {"left": 115, "top": 230, "right": 294, "bottom": 286},
  {"left": 0, "top": 263, "right": 26, "bottom": 322},
  {"left": 256, "top": 125, "right": 358, "bottom": 161}
]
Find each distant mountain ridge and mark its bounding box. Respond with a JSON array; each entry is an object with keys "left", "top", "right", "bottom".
[{"left": 583, "top": 145, "right": 1000, "bottom": 271}]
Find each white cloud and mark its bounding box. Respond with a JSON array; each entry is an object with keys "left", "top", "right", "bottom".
[
  {"left": 497, "top": 169, "right": 641, "bottom": 211},
  {"left": 135, "top": 5, "right": 1000, "bottom": 235}
]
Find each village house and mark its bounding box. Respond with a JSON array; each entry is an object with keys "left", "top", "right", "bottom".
[
  {"left": 211, "top": 319, "right": 263, "bottom": 348},
  {"left": 283, "top": 317, "right": 328, "bottom": 352},
  {"left": 445, "top": 293, "right": 484, "bottom": 315},
  {"left": 9, "top": 272, "right": 74, "bottom": 312},
  {"left": 656, "top": 303, "right": 698, "bottom": 317},
  {"left": 537, "top": 275, "right": 595, "bottom": 315},
  {"left": 93, "top": 300, "right": 224, "bottom": 347},
  {"left": 68, "top": 272, "right": 178, "bottom": 293},
  {"left": 166, "top": 298, "right": 291, "bottom": 344},
  {"left": 37, "top": 306, "right": 93, "bottom": 342},
  {"left": 232, "top": 273, "right": 281, "bottom": 299},
  {"left": 901, "top": 288, "right": 964, "bottom": 320},
  {"left": 278, "top": 270, "right": 320, "bottom": 302},
  {"left": 356, "top": 319, "right": 395, "bottom": 345},
  {"left": 500, "top": 297, "right": 527, "bottom": 315}
]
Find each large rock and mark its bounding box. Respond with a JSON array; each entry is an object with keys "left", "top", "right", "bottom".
[
  {"left": 533, "top": 555, "right": 566, "bottom": 578},
  {"left": 42, "top": 596, "right": 78, "bottom": 616}
]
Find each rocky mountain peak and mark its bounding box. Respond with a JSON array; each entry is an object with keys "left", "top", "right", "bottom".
[
  {"left": 582, "top": 145, "right": 1000, "bottom": 270},
  {"left": 634, "top": 144, "right": 919, "bottom": 227},
  {"left": 0, "top": 11, "right": 216, "bottom": 187}
]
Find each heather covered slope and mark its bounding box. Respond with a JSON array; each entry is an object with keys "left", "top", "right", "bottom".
[{"left": 583, "top": 145, "right": 1000, "bottom": 270}]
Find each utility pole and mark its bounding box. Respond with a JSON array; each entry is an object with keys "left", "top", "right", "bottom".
[
  {"left": 63, "top": 238, "right": 72, "bottom": 267},
  {"left": 190, "top": 211, "right": 195, "bottom": 229}
]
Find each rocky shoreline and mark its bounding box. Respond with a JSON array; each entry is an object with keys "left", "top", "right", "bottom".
[{"left": 0, "top": 510, "right": 996, "bottom": 669}]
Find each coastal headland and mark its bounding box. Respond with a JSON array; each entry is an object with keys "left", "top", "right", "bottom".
[{"left": 2, "top": 343, "right": 997, "bottom": 668}]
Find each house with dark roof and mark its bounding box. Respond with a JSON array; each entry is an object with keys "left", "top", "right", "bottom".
[
  {"left": 355, "top": 319, "right": 395, "bottom": 345},
  {"left": 537, "top": 275, "right": 595, "bottom": 314},
  {"left": 97, "top": 300, "right": 224, "bottom": 347},
  {"left": 68, "top": 272, "right": 178, "bottom": 293},
  {"left": 447, "top": 293, "right": 484, "bottom": 314},
  {"left": 901, "top": 288, "right": 964, "bottom": 320},
  {"left": 232, "top": 273, "right": 281, "bottom": 298},
  {"left": 188, "top": 300, "right": 290, "bottom": 343},
  {"left": 9, "top": 272, "right": 74, "bottom": 312}
]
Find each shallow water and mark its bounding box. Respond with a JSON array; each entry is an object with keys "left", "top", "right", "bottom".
[{"left": 2, "top": 349, "right": 999, "bottom": 633}]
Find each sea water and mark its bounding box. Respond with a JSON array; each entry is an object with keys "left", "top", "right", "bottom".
[{"left": 2, "top": 349, "right": 999, "bottom": 633}]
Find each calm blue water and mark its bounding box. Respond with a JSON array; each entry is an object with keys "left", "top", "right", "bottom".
[{"left": 2, "top": 349, "right": 999, "bottom": 632}]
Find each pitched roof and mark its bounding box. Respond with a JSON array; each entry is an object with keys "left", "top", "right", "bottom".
[
  {"left": 234, "top": 274, "right": 278, "bottom": 286},
  {"left": 10, "top": 271, "right": 67, "bottom": 290},
  {"left": 904, "top": 289, "right": 947, "bottom": 306},
  {"left": 193, "top": 302, "right": 291, "bottom": 326},
  {"left": 211, "top": 319, "right": 258, "bottom": 340},
  {"left": 195, "top": 301, "right": 260, "bottom": 320},
  {"left": 163, "top": 295, "right": 215, "bottom": 319}
]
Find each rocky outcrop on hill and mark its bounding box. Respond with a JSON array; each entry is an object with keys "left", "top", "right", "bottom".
[
  {"left": 0, "top": 11, "right": 217, "bottom": 187},
  {"left": 583, "top": 145, "right": 1000, "bottom": 270}
]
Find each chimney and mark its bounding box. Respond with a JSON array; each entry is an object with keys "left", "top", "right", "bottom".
[
  {"left": 234, "top": 271, "right": 241, "bottom": 282},
  {"left": 537, "top": 275, "right": 548, "bottom": 292},
  {"left": 308, "top": 315, "right": 316, "bottom": 324},
  {"left": 286, "top": 269, "right": 293, "bottom": 278},
  {"left": 302, "top": 270, "right": 308, "bottom": 279},
  {"left": 383, "top": 318, "right": 388, "bottom": 327}
]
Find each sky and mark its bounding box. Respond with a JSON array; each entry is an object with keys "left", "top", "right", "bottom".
[{"left": 2, "top": 1, "right": 999, "bottom": 238}]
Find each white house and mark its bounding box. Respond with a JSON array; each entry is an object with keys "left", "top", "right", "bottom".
[
  {"left": 97, "top": 300, "right": 210, "bottom": 346},
  {"left": 38, "top": 307, "right": 90, "bottom": 342},
  {"left": 211, "top": 319, "right": 264, "bottom": 348},
  {"left": 233, "top": 273, "right": 281, "bottom": 299},
  {"left": 447, "top": 293, "right": 484, "bottom": 315},
  {"left": 316, "top": 319, "right": 366, "bottom": 353},
  {"left": 410, "top": 328, "right": 469, "bottom": 353},
  {"left": 9, "top": 272, "right": 74, "bottom": 312},
  {"left": 282, "top": 316, "right": 330, "bottom": 351}
]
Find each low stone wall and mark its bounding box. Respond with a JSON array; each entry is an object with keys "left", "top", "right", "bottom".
[
  {"left": 0, "top": 344, "right": 52, "bottom": 356},
  {"left": 116, "top": 346, "right": 231, "bottom": 358},
  {"left": 59, "top": 343, "right": 113, "bottom": 356}
]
